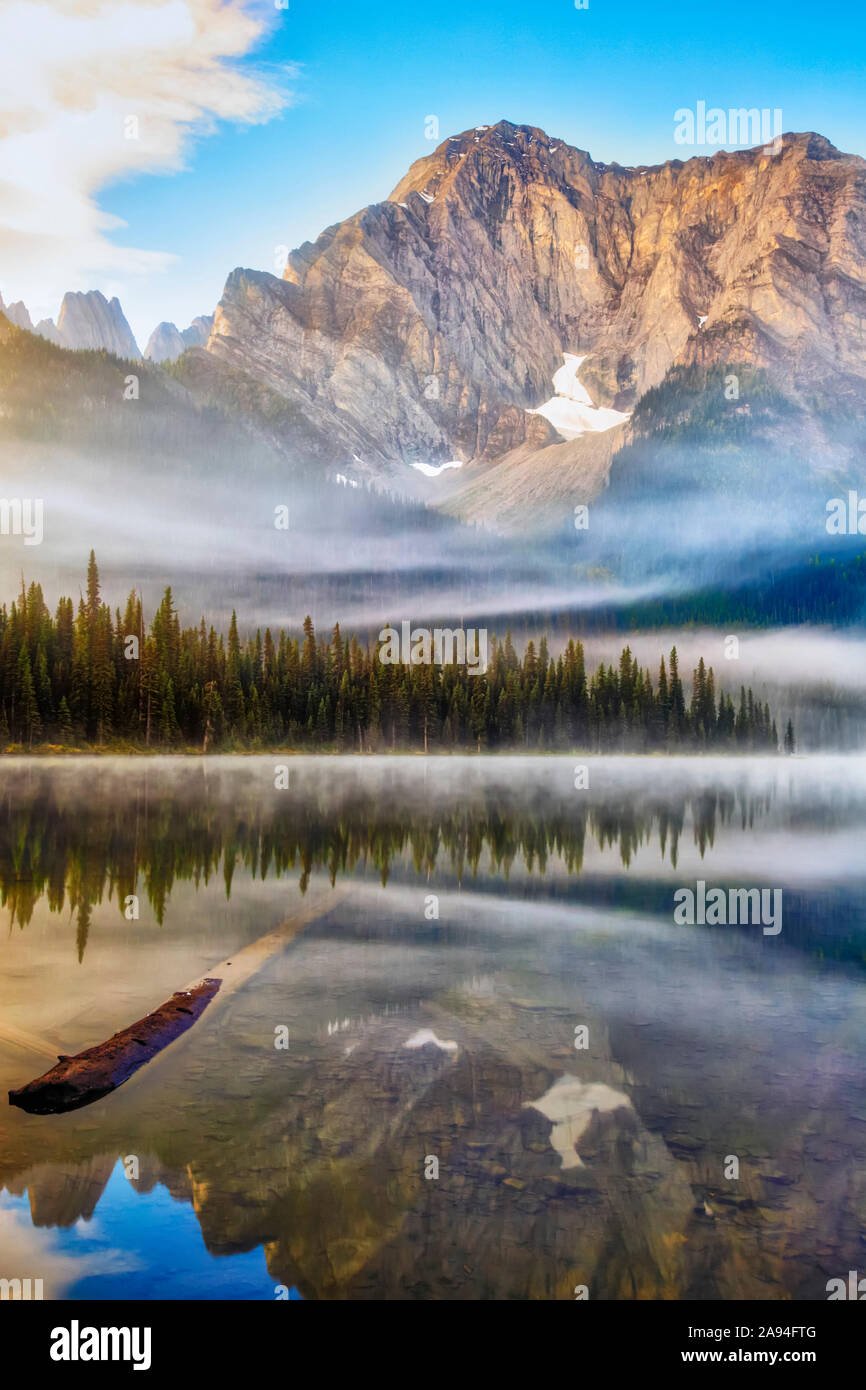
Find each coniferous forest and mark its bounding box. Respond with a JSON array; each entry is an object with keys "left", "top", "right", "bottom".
[{"left": 0, "top": 554, "right": 788, "bottom": 754}]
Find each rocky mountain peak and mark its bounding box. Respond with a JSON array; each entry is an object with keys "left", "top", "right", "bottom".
[
  {"left": 55, "top": 290, "right": 140, "bottom": 359},
  {"left": 205, "top": 120, "right": 866, "bottom": 529},
  {"left": 144, "top": 315, "right": 213, "bottom": 364},
  {"left": 144, "top": 321, "right": 186, "bottom": 363},
  {"left": 1, "top": 287, "right": 146, "bottom": 359},
  {"left": 387, "top": 120, "right": 591, "bottom": 203},
  {"left": 0, "top": 292, "right": 34, "bottom": 333}
]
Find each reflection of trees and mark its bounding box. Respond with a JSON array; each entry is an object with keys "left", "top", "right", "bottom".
[{"left": 0, "top": 770, "right": 777, "bottom": 957}]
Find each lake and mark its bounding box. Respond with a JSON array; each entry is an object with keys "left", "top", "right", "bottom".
[{"left": 1, "top": 754, "right": 865, "bottom": 1300}]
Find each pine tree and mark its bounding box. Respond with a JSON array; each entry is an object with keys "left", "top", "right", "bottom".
[
  {"left": 16, "top": 645, "right": 41, "bottom": 746},
  {"left": 57, "top": 695, "right": 73, "bottom": 743},
  {"left": 224, "top": 611, "right": 245, "bottom": 734},
  {"left": 668, "top": 647, "right": 685, "bottom": 738}
]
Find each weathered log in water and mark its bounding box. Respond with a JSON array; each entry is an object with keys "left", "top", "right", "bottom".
[
  {"left": 8, "top": 885, "right": 350, "bottom": 1116},
  {"left": 8, "top": 978, "right": 221, "bottom": 1114}
]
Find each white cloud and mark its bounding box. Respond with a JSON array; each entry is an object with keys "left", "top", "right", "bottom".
[
  {"left": 0, "top": 0, "right": 290, "bottom": 323},
  {"left": 0, "top": 1194, "right": 142, "bottom": 1298}
]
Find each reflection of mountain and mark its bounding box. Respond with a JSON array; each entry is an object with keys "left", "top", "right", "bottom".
[
  {"left": 3, "top": 886, "right": 866, "bottom": 1300},
  {"left": 7, "top": 1156, "right": 116, "bottom": 1227}
]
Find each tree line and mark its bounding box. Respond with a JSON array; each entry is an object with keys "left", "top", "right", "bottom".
[{"left": 0, "top": 554, "right": 791, "bottom": 753}]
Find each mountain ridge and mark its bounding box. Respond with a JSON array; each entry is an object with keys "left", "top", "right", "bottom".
[
  {"left": 4, "top": 121, "right": 864, "bottom": 535},
  {"left": 144, "top": 314, "right": 215, "bottom": 363},
  {"left": 202, "top": 120, "right": 866, "bottom": 528},
  {"left": 0, "top": 289, "right": 141, "bottom": 358}
]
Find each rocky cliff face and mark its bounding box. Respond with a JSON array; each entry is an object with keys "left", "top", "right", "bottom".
[
  {"left": 0, "top": 292, "right": 34, "bottom": 333},
  {"left": 144, "top": 313, "right": 214, "bottom": 363},
  {"left": 1, "top": 291, "right": 217, "bottom": 367},
  {"left": 144, "top": 320, "right": 186, "bottom": 363},
  {"left": 53, "top": 290, "right": 140, "bottom": 358},
  {"left": 177, "top": 124, "right": 866, "bottom": 524},
  {"left": 34, "top": 317, "right": 63, "bottom": 345},
  {"left": 1, "top": 288, "right": 141, "bottom": 357}
]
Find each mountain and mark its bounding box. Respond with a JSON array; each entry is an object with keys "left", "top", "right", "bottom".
[
  {"left": 0, "top": 310, "right": 504, "bottom": 630},
  {"left": 0, "top": 292, "right": 34, "bottom": 333},
  {"left": 0, "top": 288, "right": 141, "bottom": 357},
  {"left": 34, "top": 316, "right": 62, "bottom": 344},
  {"left": 1, "top": 295, "right": 863, "bottom": 631},
  {"left": 144, "top": 313, "right": 214, "bottom": 363},
  {"left": 53, "top": 290, "right": 140, "bottom": 358},
  {"left": 2, "top": 122, "right": 864, "bottom": 623},
  {"left": 204, "top": 121, "right": 866, "bottom": 529},
  {"left": 143, "top": 320, "right": 186, "bottom": 362}
]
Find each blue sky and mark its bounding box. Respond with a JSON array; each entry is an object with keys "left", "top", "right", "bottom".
[{"left": 10, "top": 0, "right": 865, "bottom": 347}]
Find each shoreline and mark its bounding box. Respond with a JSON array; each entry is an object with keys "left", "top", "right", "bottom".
[{"left": 0, "top": 744, "right": 799, "bottom": 759}]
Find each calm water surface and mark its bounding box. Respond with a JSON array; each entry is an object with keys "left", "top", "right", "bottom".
[{"left": 1, "top": 754, "right": 865, "bottom": 1300}]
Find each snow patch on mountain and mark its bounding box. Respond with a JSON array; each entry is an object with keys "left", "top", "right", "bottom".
[
  {"left": 411, "top": 460, "right": 464, "bottom": 478},
  {"left": 529, "top": 353, "right": 630, "bottom": 440}
]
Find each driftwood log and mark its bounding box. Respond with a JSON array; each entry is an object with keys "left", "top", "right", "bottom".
[
  {"left": 8, "top": 978, "right": 221, "bottom": 1114},
  {"left": 8, "top": 883, "right": 352, "bottom": 1116}
]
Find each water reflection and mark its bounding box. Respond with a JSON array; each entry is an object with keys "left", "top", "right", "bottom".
[
  {"left": 0, "top": 757, "right": 789, "bottom": 948},
  {"left": 1, "top": 756, "right": 866, "bottom": 1300}
]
